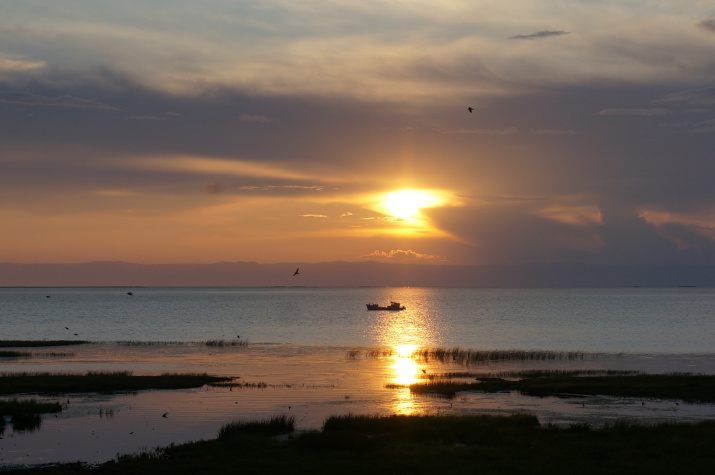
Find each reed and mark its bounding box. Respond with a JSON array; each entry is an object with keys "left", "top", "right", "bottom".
[
  {"left": 0, "top": 350, "right": 32, "bottom": 358},
  {"left": 205, "top": 339, "right": 249, "bottom": 347},
  {"left": 0, "top": 398, "right": 62, "bottom": 416},
  {"left": 404, "top": 373, "right": 715, "bottom": 402},
  {"left": 18, "top": 415, "right": 715, "bottom": 474},
  {"left": 218, "top": 415, "right": 295, "bottom": 438},
  {"left": 0, "top": 340, "right": 88, "bottom": 347},
  {"left": 0, "top": 372, "right": 230, "bottom": 395},
  {"left": 349, "top": 347, "right": 604, "bottom": 364}
]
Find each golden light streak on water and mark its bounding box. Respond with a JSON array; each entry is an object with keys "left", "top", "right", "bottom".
[{"left": 390, "top": 344, "right": 420, "bottom": 414}]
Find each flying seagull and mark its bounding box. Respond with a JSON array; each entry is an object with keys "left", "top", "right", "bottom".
[
  {"left": 468, "top": 107, "right": 474, "bottom": 113},
  {"left": 293, "top": 268, "right": 300, "bottom": 276}
]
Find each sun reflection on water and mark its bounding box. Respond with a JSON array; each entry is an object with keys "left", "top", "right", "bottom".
[
  {"left": 392, "top": 345, "right": 419, "bottom": 385},
  {"left": 365, "top": 288, "right": 444, "bottom": 415}
]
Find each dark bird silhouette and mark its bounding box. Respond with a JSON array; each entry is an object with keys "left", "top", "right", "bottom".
[
  {"left": 162, "top": 413, "right": 168, "bottom": 418},
  {"left": 46, "top": 295, "right": 51, "bottom": 298},
  {"left": 293, "top": 268, "right": 300, "bottom": 276},
  {"left": 468, "top": 107, "right": 474, "bottom": 113},
  {"left": 65, "top": 327, "right": 69, "bottom": 330},
  {"left": 127, "top": 292, "right": 133, "bottom": 296}
]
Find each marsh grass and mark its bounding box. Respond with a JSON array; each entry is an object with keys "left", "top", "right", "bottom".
[
  {"left": 14, "top": 414, "right": 715, "bottom": 474},
  {"left": 349, "top": 347, "right": 604, "bottom": 364},
  {"left": 33, "top": 352, "right": 76, "bottom": 358},
  {"left": 1, "top": 399, "right": 61, "bottom": 433},
  {"left": 0, "top": 340, "right": 88, "bottom": 348},
  {"left": 405, "top": 373, "right": 715, "bottom": 402},
  {"left": 218, "top": 415, "right": 295, "bottom": 437},
  {"left": 0, "top": 350, "right": 32, "bottom": 358},
  {"left": 205, "top": 339, "right": 249, "bottom": 347},
  {"left": 115, "top": 339, "right": 249, "bottom": 347},
  {"left": 210, "top": 381, "right": 269, "bottom": 389},
  {"left": 0, "top": 371, "right": 230, "bottom": 395}
]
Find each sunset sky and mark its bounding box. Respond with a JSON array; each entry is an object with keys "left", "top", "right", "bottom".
[{"left": 2, "top": 1, "right": 715, "bottom": 266}]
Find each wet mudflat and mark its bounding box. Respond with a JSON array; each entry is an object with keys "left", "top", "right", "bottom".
[{"left": 2, "top": 342, "right": 715, "bottom": 469}]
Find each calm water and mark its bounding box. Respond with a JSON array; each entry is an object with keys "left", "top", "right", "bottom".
[
  {"left": 1, "top": 287, "right": 715, "bottom": 468},
  {"left": 3, "top": 287, "right": 715, "bottom": 352}
]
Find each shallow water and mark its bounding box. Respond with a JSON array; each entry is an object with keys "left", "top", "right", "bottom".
[
  {"left": 2, "top": 343, "right": 715, "bottom": 468},
  {"left": 1, "top": 287, "right": 715, "bottom": 468},
  {"left": 3, "top": 287, "right": 715, "bottom": 352}
]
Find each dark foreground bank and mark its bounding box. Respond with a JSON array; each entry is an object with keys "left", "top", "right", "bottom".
[{"left": 5, "top": 414, "right": 715, "bottom": 475}]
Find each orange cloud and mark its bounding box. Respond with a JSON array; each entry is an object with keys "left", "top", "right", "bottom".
[{"left": 360, "top": 249, "right": 444, "bottom": 261}]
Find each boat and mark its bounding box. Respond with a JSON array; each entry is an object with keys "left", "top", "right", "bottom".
[{"left": 366, "top": 301, "right": 406, "bottom": 311}]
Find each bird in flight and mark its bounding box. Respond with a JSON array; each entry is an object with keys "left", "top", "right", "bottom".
[
  {"left": 468, "top": 107, "right": 474, "bottom": 113},
  {"left": 293, "top": 268, "right": 300, "bottom": 276}
]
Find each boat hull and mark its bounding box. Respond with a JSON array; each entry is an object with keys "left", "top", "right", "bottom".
[{"left": 366, "top": 303, "right": 406, "bottom": 311}]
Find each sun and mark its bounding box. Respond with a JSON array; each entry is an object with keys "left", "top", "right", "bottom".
[{"left": 380, "top": 189, "right": 445, "bottom": 220}]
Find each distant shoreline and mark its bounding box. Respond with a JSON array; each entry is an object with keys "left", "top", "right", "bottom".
[{"left": 2, "top": 261, "right": 715, "bottom": 287}]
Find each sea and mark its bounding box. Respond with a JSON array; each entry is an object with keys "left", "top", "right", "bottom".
[{"left": 1, "top": 287, "right": 715, "bottom": 468}]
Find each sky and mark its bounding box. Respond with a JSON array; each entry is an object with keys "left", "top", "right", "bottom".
[{"left": 2, "top": 1, "right": 715, "bottom": 267}]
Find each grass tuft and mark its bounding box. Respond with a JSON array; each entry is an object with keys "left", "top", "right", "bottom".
[
  {"left": 350, "top": 347, "right": 606, "bottom": 365},
  {"left": 0, "top": 340, "right": 89, "bottom": 348},
  {"left": 0, "top": 372, "right": 230, "bottom": 395},
  {"left": 218, "top": 415, "right": 295, "bottom": 438}
]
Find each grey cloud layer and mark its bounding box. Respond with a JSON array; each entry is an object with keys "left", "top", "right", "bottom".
[{"left": 2, "top": 1, "right": 715, "bottom": 265}]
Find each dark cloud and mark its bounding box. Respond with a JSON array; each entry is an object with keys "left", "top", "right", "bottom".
[
  {"left": 126, "top": 115, "right": 164, "bottom": 120},
  {"left": 0, "top": 91, "right": 118, "bottom": 110},
  {"left": 656, "top": 87, "right": 715, "bottom": 106},
  {"left": 658, "top": 222, "right": 715, "bottom": 254},
  {"left": 695, "top": 18, "right": 715, "bottom": 33},
  {"left": 509, "top": 30, "right": 569, "bottom": 40},
  {"left": 595, "top": 108, "right": 670, "bottom": 116},
  {"left": 427, "top": 204, "right": 600, "bottom": 265},
  {"left": 239, "top": 114, "right": 275, "bottom": 123},
  {"left": 204, "top": 181, "right": 222, "bottom": 194}
]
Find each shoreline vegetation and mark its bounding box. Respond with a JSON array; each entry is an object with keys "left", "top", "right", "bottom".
[
  {"left": 0, "top": 340, "right": 248, "bottom": 348},
  {"left": 348, "top": 347, "right": 609, "bottom": 364},
  {"left": 0, "top": 372, "right": 231, "bottom": 395},
  {"left": 6, "top": 414, "right": 715, "bottom": 474},
  {"left": 3, "top": 344, "right": 715, "bottom": 472},
  {"left": 391, "top": 372, "right": 715, "bottom": 402},
  {"left": 0, "top": 341, "right": 89, "bottom": 348}
]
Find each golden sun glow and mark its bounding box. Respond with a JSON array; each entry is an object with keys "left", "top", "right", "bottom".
[
  {"left": 379, "top": 189, "right": 447, "bottom": 220},
  {"left": 392, "top": 344, "right": 420, "bottom": 385}
]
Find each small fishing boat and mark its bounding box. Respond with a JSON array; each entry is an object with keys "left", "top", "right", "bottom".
[{"left": 366, "top": 301, "right": 406, "bottom": 311}]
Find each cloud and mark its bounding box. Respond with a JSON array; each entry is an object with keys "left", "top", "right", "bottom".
[
  {"left": 428, "top": 204, "right": 600, "bottom": 265},
  {"left": 239, "top": 114, "right": 275, "bottom": 123},
  {"left": 125, "top": 156, "right": 326, "bottom": 182},
  {"left": 0, "top": 92, "right": 117, "bottom": 110},
  {"left": 300, "top": 214, "right": 328, "bottom": 218},
  {"left": 595, "top": 108, "right": 670, "bottom": 116},
  {"left": 695, "top": 18, "right": 715, "bottom": 33},
  {"left": 237, "top": 185, "right": 326, "bottom": 191},
  {"left": 529, "top": 129, "right": 575, "bottom": 136},
  {"left": 442, "top": 127, "right": 518, "bottom": 135},
  {"left": 126, "top": 115, "right": 164, "bottom": 120},
  {"left": 509, "top": 30, "right": 569, "bottom": 40},
  {"left": 656, "top": 87, "right": 715, "bottom": 106},
  {"left": 0, "top": 55, "right": 45, "bottom": 72},
  {"left": 204, "top": 181, "right": 222, "bottom": 194},
  {"left": 360, "top": 249, "right": 443, "bottom": 261}
]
